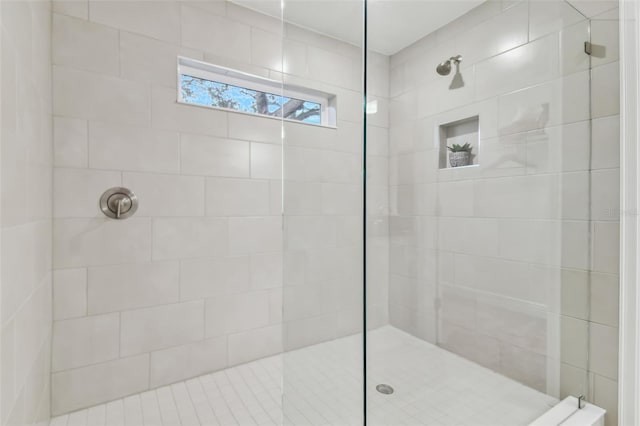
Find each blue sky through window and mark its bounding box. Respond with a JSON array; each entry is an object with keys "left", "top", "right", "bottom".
[{"left": 180, "top": 74, "right": 321, "bottom": 124}]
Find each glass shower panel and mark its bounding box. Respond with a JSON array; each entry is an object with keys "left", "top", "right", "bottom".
[
  {"left": 368, "top": 0, "right": 620, "bottom": 425},
  {"left": 281, "top": 0, "right": 365, "bottom": 424}
]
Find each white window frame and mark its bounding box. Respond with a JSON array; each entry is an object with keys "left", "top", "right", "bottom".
[{"left": 177, "top": 56, "right": 336, "bottom": 127}]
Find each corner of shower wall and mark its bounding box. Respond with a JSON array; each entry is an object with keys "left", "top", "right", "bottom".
[
  {"left": 366, "top": 50, "right": 392, "bottom": 332},
  {"left": 0, "top": 0, "right": 54, "bottom": 425}
]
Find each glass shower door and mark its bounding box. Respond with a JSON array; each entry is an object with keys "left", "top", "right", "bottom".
[
  {"left": 368, "top": 0, "right": 620, "bottom": 425},
  {"left": 281, "top": 0, "right": 365, "bottom": 424}
]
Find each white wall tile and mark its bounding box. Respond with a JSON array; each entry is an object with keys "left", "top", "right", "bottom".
[
  {"left": 179, "top": 256, "right": 250, "bottom": 301},
  {"left": 120, "top": 301, "right": 205, "bottom": 356},
  {"left": 284, "top": 313, "right": 337, "bottom": 350},
  {"left": 250, "top": 252, "right": 283, "bottom": 290},
  {"left": 181, "top": 5, "right": 251, "bottom": 63},
  {"left": 53, "top": 269, "right": 87, "bottom": 320},
  {"left": 52, "top": 313, "right": 119, "bottom": 371},
  {"left": 560, "top": 172, "right": 590, "bottom": 220},
  {"left": 320, "top": 184, "right": 360, "bottom": 215},
  {"left": 560, "top": 20, "right": 591, "bottom": 75},
  {"left": 591, "top": 61, "right": 620, "bottom": 118},
  {"left": 282, "top": 182, "right": 321, "bottom": 215},
  {"left": 498, "top": 71, "right": 590, "bottom": 136},
  {"left": 285, "top": 216, "right": 336, "bottom": 250},
  {"left": 307, "top": 46, "right": 359, "bottom": 90},
  {"left": 2, "top": 222, "right": 51, "bottom": 322},
  {"left": 228, "top": 217, "right": 282, "bottom": 254},
  {"left": 89, "top": 122, "right": 180, "bottom": 174},
  {"left": 458, "top": 2, "right": 528, "bottom": 65},
  {"left": 90, "top": 0, "right": 180, "bottom": 43},
  {"left": 560, "top": 316, "right": 588, "bottom": 368},
  {"left": 152, "top": 217, "right": 227, "bottom": 260},
  {"left": 51, "top": 354, "right": 149, "bottom": 415},
  {"left": 592, "top": 222, "right": 619, "bottom": 274},
  {"left": 182, "top": 0, "right": 226, "bottom": 16},
  {"left": 559, "top": 268, "right": 589, "bottom": 319},
  {"left": 54, "top": 117, "right": 88, "bottom": 168},
  {"left": 561, "top": 221, "right": 591, "bottom": 270},
  {"left": 206, "top": 178, "right": 270, "bottom": 216},
  {"left": 529, "top": 0, "right": 585, "bottom": 41},
  {"left": 228, "top": 113, "right": 282, "bottom": 145},
  {"left": 438, "top": 218, "right": 500, "bottom": 257},
  {"left": 181, "top": 134, "right": 250, "bottom": 177},
  {"left": 1, "top": 321, "right": 17, "bottom": 424},
  {"left": 120, "top": 31, "right": 202, "bottom": 89},
  {"left": 251, "top": 28, "right": 282, "bottom": 72},
  {"left": 53, "top": 66, "right": 150, "bottom": 126},
  {"left": 87, "top": 262, "right": 179, "bottom": 314},
  {"left": 152, "top": 87, "right": 227, "bottom": 137},
  {"left": 591, "top": 18, "right": 619, "bottom": 68},
  {"left": 53, "top": 0, "right": 88, "bottom": 19},
  {"left": 227, "top": 1, "right": 280, "bottom": 33},
  {"left": 205, "top": 291, "right": 271, "bottom": 337},
  {"left": 123, "top": 172, "right": 205, "bottom": 217},
  {"left": 526, "top": 121, "right": 591, "bottom": 174},
  {"left": 566, "top": 0, "right": 617, "bottom": 18},
  {"left": 53, "top": 13, "right": 119, "bottom": 75},
  {"left": 590, "top": 272, "right": 619, "bottom": 327},
  {"left": 592, "top": 115, "right": 620, "bottom": 170},
  {"left": 251, "top": 143, "right": 281, "bottom": 179},
  {"left": 54, "top": 168, "right": 121, "bottom": 218},
  {"left": 54, "top": 218, "right": 152, "bottom": 268},
  {"left": 227, "top": 325, "right": 282, "bottom": 366},
  {"left": 589, "top": 322, "right": 618, "bottom": 379},
  {"left": 149, "top": 337, "right": 227, "bottom": 388},
  {"left": 283, "top": 39, "right": 308, "bottom": 77},
  {"left": 475, "top": 34, "right": 560, "bottom": 100},
  {"left": 591, "top": 168, "right": 620, "bottom": 221}
]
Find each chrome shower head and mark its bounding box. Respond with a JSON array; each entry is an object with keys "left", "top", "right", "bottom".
[
  {"left": 436, "top": 60, "right": 452, "bottom": 76},
  {"left": 436, "top": 55, "right": 462, "bottom": 76}
]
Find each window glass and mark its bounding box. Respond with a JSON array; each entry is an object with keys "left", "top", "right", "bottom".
[{"left": 180, "top": 74, "right": 322, "bottom": 124}]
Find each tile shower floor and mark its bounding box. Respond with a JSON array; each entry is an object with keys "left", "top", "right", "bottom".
[{"left": 50, "top": 326, "right": 557, "bottom": 426}]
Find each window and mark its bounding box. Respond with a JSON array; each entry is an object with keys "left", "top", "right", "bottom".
[{"left": 178, "top": 57, "right": 336, "bottom": 127}]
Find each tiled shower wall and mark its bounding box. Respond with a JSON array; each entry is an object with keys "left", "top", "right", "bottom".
[
  {"left": 388, "top": 0, "right": 619, "bottom": 424},
  {"left": 50, "top": 0, "right": 388, "bottom": 415},
  {"left": 0, "top": 1, "right": 53, "bottom": 425}
]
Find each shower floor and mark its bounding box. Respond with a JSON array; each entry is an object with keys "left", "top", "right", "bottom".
[{"left": 49, "top": 326, "right": 557, "bottom": 426}]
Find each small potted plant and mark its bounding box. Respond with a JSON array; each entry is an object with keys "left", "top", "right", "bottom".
[{"left": 447, "top": 143, "right": 472, "bottom": 167}]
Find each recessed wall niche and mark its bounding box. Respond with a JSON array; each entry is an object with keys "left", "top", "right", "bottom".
[{"left": 438, "top": 115, "right": 479, "bottom": 169}]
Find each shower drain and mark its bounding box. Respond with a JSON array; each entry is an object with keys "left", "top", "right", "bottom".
[{"left": 376, "top": 384, "right": 394, "bottom": 395}]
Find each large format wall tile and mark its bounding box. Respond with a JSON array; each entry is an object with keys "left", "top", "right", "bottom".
[
  {"left": 53, "top": 218, "right": 152, "bottom": 268},
  {"left": 53, "top": 66, "right": 150, "bottom": 125},
  {"left": 152, "top": 217, "right": 227, "bottom": 260},
  {"left": 52, "top": 313, "right": 120, "bottom": 372},
  {"left": 49, "top": 0, "right": 381, "bottom": 414},
  {"left": 120, "top": 301, "right": 205, "bottom": 356},
  {"left": 52, "top": 354, "right": 150, "bottom": 415},
  {"left": 88, "top": 122, "right": 180, "bottom": 174},
  {"left": 87, "top": 262, "right": 180, "bottom": 314},
  {"left": 53, "top": 14, "right": 119, "bottom": 75},
  {"left": 89, "top": 0, "right": 180, "bottom": 43}
]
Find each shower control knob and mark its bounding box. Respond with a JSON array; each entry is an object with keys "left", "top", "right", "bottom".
[{"left": 100, "top": 187, "right": 138, "bottom": 220}]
